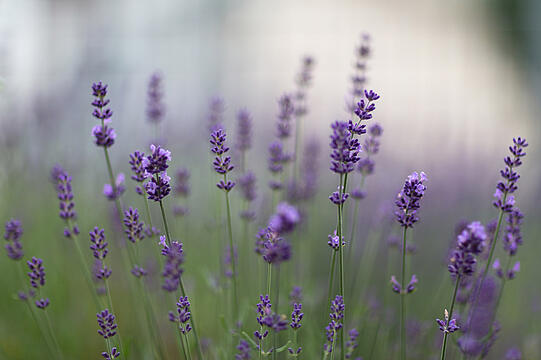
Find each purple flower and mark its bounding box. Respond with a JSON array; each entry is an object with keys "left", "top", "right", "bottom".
[
  {"left": 101, "top": 347, "right": 120, "bottom": 359},
  {"left": 328, "top": 231, "right": 344, "bottom": 251},
  {"left": 436, "top": 309, "right": 459, "bottom": 333},
  {"left": 353, "top": 90, "right": 380, "bottom": 124},
  {"left": 169, "top": 296, "right": 192, "bottom": 334},
  {"left": 329, "top": 188, "right": 349, "bottom": 205},
  {"left": 130, "top": 265, "right": 147, "bottom": 278},
  {"left": 27, "top": 256, "right": 46, "bottom": 289},
  {"left": 257, "top": 228, "right": 291, "bottom": 265},
  {"left": 123, "top": 207, "right": 145, "bottom": 243},
  {"left": 207, "top": 96, "right": 225, "bottom": 133},
  {"left": 97, "top": 309, "right": 118, "bottom": 339},
  {"left": 129, "top": 151, "right": 149, "bottom": 184},
  {"left": 236, "top": 108, "right": 253, "bottom": 152},
  {"left": 255, "top": 294, "right": 288, "bottom": 335},
  {"left": 390, "top": 275, "right": 418, "bottom": 294},
  {"left": 145, "top": 172, "right": 171, "bottom": 202},
  {"left": 276, "top": 94, "right": 295, "bottom": 139},
  {"left": 394, "top": 171, "right": 428, "bottom": 228},
  {"left": 448, "top": 222, "right": 487, "bottom": 277},
  {"left": 290, "top": 303, "right": 303, "bottom": 330},
  {"left": 235, "top": 339, "right": 252, "bottom": 359},
  {"left": 4, "top": 219, "right": 23, "bottom": 260},
  {"left": 268, "top": 141, "right": 289, "bottom": 176},
  {"left": 323, "top": 295, "right": 345, "bottom": 354},
  {"left": 174, "top": 168, "right": 190, "bottom": 197},
  {"left": 289, "top": 286, "right": 303, "bottom": 305},
  {"left": 161, "top": 241, "right": 184, "bottom": 292},
  {"left": 211, "top": 129, "right": 236, "bottom": 191},
  {"left": 502, "top": 208, "right": 524, "bottom": 256},
  {"left": 347, "top": 34, "right": 370, "bottom": 108},
  {"left": 89, "top": 227, "right": 109, "bottom": 260},
  {"left": 493, "top": 138, "right": 528, "bottom": 212},
  {"left": 147, "top": 72, "right": 165, "bottom": 124},
  {"left": 294, "top": 55, "right": 315, "bottom": 117},
  {"left": 91, "top": 82, "right": 116, "bottom": 148},
  {"left": 238, "top": 172, "right": 257, "bottom": 202},
  {"left": 494, "top": 258, "right": 520, "bottom": 280},
  {"left": 144, "top": 144, "right": 171, "bottom": 175},
  {"left": 330, "top": 121, "right": 360, "bottom": 174},
  {"left": 35, "top": 298, "right": 50, "bottom": 309},
  {"left": 54, "top": 168, "right": 79, "bottom": 237},
  {"left": 103, "top": 173, "right": 126, "bottom": 200},
  {"left": 345, "top": 328, "right": 359, "bottom": 359},
  {"left": 268, "top": 203, "right": 300, "bottom": 234}
]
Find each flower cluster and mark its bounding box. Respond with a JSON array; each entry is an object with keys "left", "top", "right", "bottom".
[
  {"left": 436, "top": 309, "right": 459, "bottom": 334},
  {"left": 394, "top": 171, "right": 428, "bottom": 228},
  {"left": 97, "top": 309, "right": 118, "bottom": 339},
  {"left": 129, "top": 151, "right": 148, "bottom": 194},
  {"left": 91, "top": 82, "right": 116, "bottom": 148},
  {"left": 276, "top": 94, "right": 295, "bottom": 139},
  {"left": 268, "top": 202, "right": 300, "bottom": 234},
  {"left": 290, "top": 303, "right": 303, "bottom": 330},
  {"left": 493, "top": 137, "right": 528, "bottom": 212},
  {"left": 294, "top": 55, "right": 315, "bottom": 118},
  {"left": 236, "top": 108, "right": 253, "bottom": 153},
  {"left": 356, "top": 123, "right": 383, "bottom": 178},
  {"left": 224, "top": 245, "right": 238, "bottom": 278},
  {"left": 346, "top": 33, "right": 370, "bottom": 112},
  {"left": 89, "top": 227, "right": 112, "bottom": 280},
  {"left": 390, "top": 275, "right": 418, "bottom": 294},
  {"left": 101, "top": 347, "right": 120, "bottom": 360},
  {"left": 169, "top": 296, "right": 192, "bottom": 334},
  {"left": 448, "top": 222, "right": 487, "bottom": 277},
  {"left": 236, "top": 339, "right": 251, "bottom": 359},
  {"left": 161, "top": 239, "right": 184, "bottom": 292},
  {"left": 54, "top": 168, "right": 80, "bottom": 238},
  {"left": 268, "top": 141, "right": 290, "bottom": 190},
  {"left": 254, "top": 294, "right": 288, "bottom": 339},
  {"left": 103, "top": 173, "right": 126, "bottom": 200},
  {"left": 210, "top": 129, "right": 235, "bottom": 191},
  {"left": 238, "top": 171, "right": 257, "bottom": 221},
  {"left": 327, "top": 230, "right": 344, "bottom": 251},
  {"left": 27, "top": 257, "right": 49, "bottom": 309},
  {"left": 256, "top": 228, "right": 291, "bottom": 265},
  {"left": 123, "top": 207, "right": 145, "bottom": 243},
  {"left": 345, "top": 328, "right": 359, "bottom": 359},
  {"left": 4, "top": 219, "right": 23, "bottom": 260},
  {"left": 147, "top": 72, "right": 165, "bottom": 124},
  {"left": 329, "top": 121, "right": 360, "bottom": 174},
  {"left": 502, "top": 208, "right": 524, "bottom": 256},
  {"left": 323, "top": 295, "right": 345, "bottom": 354},
  {"left": 173, "top": 168, "right": 191, "bottom": 217},
  {"left": 143, "top": 145, "right": 172, "bottom": 201}
]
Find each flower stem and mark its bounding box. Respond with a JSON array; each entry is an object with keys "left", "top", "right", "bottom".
[
  {"left": 159, "top": 199, "right": 172, "bottom": 246},
  {"left": 440, "top": 275, "right": 461, "bottom": 360},
  {"left": 224, "top": 183, "right": 239, "bottom": 325},
  {"left": 43, "top": 309, "right": 63, "bottom": 360},
  {"left": 337, "top": 173, "right": 345, "bottom": 360},
  {"left": 400, "top": 226, "right": 407, "bottom": 360}
]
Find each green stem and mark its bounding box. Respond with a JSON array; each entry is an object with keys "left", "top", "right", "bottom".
[
  {"left": 103, "top": 147, "right": 124, "bottom": 221},
  {"left": 159, "top": 199, "right": 172, "bottom": 246},
  {"left": 440, "top": 275, "right": 461, "bottom": 360},
  {"left": 267, "top": 263, "right": 273, "bottom": 297},
  {"left": 224, "top": 184, "right": 239, "bottom": 325},
  {"left": 400, "top": 226, "right": 407, "bottom": 360},
  {"left": 43, "top": 308, "right": 63, "bottom": 359},
  {"left": 337, "top": 176, "right": 345, "bottom": 360}
]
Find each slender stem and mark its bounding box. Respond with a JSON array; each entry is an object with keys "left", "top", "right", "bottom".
[
  {"left": 137, "top": 279, "right": 168, "bottom": 359},
  {"left": 159, "top": 199, "right": 172, "bottom": 246},
  {"left": 267, "top": 263, "right": 273, "bottom": 297},
  {"left": 24, "top": 300, "right": 56, "bottom": 359},
  {"left": 400, "top": 226, "right": 407, "bottom": 360},
  {"left": 185, "top": 334, "right": 194, "bottom": 360},
  {"left": 440, "top": 275, "right": 461, "bottom": 360},
  {"left": 224, "top": 185, "right": 239, "bottom": 325},
  {"left": 177, "top": 328, "right": 189, "bottom": 359},
  {"left": 103, "top": 147, "right": 124, "bottom": 221},
  {"left": 179, "top": 279, "right": 204, "bottom": 360},
  {"left": 337, "top": 175, "right": 345, "bottom": 360},
  {"left": 43, "top": 308, "right": 63, "bottom": 359}
]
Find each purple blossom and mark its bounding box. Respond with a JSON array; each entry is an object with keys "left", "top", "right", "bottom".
[
  {"left": 224, "top": 245, "right": 238, "bottom": 278},
  {"left": 174, "top": 168, "right": 190, "bottom": 197},
  {"left": 323, "top": 295, "right": 345, "bottom": 354},
  {"left": 276, "top": 94, "right": 295, "bottom": 139},
  {"left": 289, "top": 286, "right": 302, "bottom": 305},
  {"left": 97, "top": 309, "right": 118, "bottom": 339},
  {"left": 329, "top": 188, "right": 349, "bottom": 205},
  {"left": 268, "top": 203, "right": 300, "bottom": 234},
  {"left": 493, "top": 138, "right": 528, "bottom": 212},
  {"left": 161, "top": 241, "right": 184, "bottom": 292},
  {"left": 35, "top": 298, "right": 50, "bottom": 309},
  {"left": 502, "top": 208, "right": 524, "bottom": 256},
  {"left": 329, "top": 121, "right": 360, "bottom": 174},
  {"left": 294, "top": 55, "right": 315, "bottom": 117},
  {"left": 254, "top": 294, "right": 288, "bottom": 336},
  {"left": 210, "top": 129, "right": 236, "bottom": 191},
  {"left": 345, "top": 328, "right": 359, "bottom": 359},
  {"left": 144, "top": 144, "right": 171, "bottom": 175},
  {"left": 394, "top": 171, "right": 428, "bottom": 228},
  {"left": 346, "top": 34, "right": 371, "bottom": 110},
  {"left": 129, "top": 151, "right": 149, "bottom": 185},
  {"left": 145, "top": 172, "right": 171, "bottom": 201},
  {"left": 102, "top": 347, "right": 120, "bottom": 359},
  {"left": 169, "top": 296, "right": 192, "bottom": 334},
  {"left": 436, "top": 309, "right": 459, "bottom": 333},
  {"left": 89, "top": 227, "right": 109, "bottom": 260},
  {"left": 236, "top": 108, "right": 253, "bottom": 153},
  {"left": 91, "top": 82, "right": 116, "bottom": 148},
  {"left": 328, "top": 230, "right": 344, "bottom": 251},
  {"left": 235, "top": 339, "right": 252, "bottom": 359},
  {"left": 238, "top": 172, "right": 257, "bottom": 202},
  {"left": 290, "top": 303, "right": 303, "bottom": 329},
  {"left": 505, "top": 347, "right": 522, "bottom": 360},
  {"left": 390, "top": 275, "right": 418, "bottom": 294},
  {"left": 55, "top": 169, "right": 79, "bottom": 237},
  {"left": 493, "top": 258, "right": 520, "bottom": 280},
  {"left": 4, "top": 219, "right": 23, "bottom": 260},
  {"left": 123, "top": 207, "right": 145, "bottom": 243},
  {"left": 130, "top": 265, "right": 147, "bottom": 278},
  {"left": 103, "top": 173, "right": 126, "bottom": 200},
  {"left": 147, "top": 72, "right": 165, "bottom": 124},
  {"left": 27, "top": 257, "right": 49, "bottom": 309},
  {"left": 257, "top": 228, "right": 291, "bottom": 265},
  {"left": 448, "top": 222, "right": 487, "bottom": 277}
]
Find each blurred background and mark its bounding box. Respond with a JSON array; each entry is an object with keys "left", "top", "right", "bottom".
[{"left": 0, "top": 0, "right": 540, "bottom": 359}]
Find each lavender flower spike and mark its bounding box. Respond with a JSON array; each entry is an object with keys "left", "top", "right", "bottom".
[
  {"left": 329, "top": 121, "right": 360, "bottom": 175},
  {"left": 436, "top": 309, "right": 459, "bottom": 334},
  {"left": 210, "top": 129, "right": 235, "bottom": 191},
  {"left": 161, "top": 240, "right": 184, "bottom": 292},
  {"left": 143, "top": 144, "right": 172, "bottom": 202},
  {"left": 323, "top": 295, "right": 345, "bottom": 355},
  {"left": 97, "top": 309, "right": 118, "bottom": 339},
  {"left": 54, "top": 168, "right": 80, "bottom": 238},
  {"left": 394, "top": 171, "right": 428, "bottom": 228},
  {"left": 168, "top": 296, "right": 192, "bottom": 334},
  {"left": 4, "top": 219, "right": 23, "bottom": 260},
  {"left": 493, "top": 137, "right": 528, "bottom": 212},
  {"left": 276, "top": 94, "right": 295, "bottom": 139},
  {"left": 123, "top": 207, "right": 145, "bottom": 243},
  {"left": 268, "top": 202, "right": 300, "bottom": 234},
  {"left": 91, "top": 82, "right": 116, "bottom": 148},
  {"left": 236, "top": 108, "right": 253, "bottom": 153},
  {"left": 147, "top": 72, "right": 165, "bottom": 124},
  {"left": 27, "top": 257, "right": 49, "bottom": 309}
]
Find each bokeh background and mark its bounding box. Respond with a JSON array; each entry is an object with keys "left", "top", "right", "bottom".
[{"left": 0, "top": 0, "right": 540, "bottom": 359}]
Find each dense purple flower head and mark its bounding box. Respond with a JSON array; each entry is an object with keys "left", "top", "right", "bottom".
[
  {"left": 27, "top": 256, "right": 46, "bottom": 289},
  {"left": 89, "top": 227, "right": 109, "bottom": 260},
  {"left": 102, "top": 347, "right": 120, "bottom": 360},
  {"left": 169, "top": 296, "right": 192, "bottom": 334},
  {"left": 493, "top": 138, "right": 527, "bottom": 212},
  {"left": 143, "top": 144, "right": 171, "bottom": 175},
  {"left": 103, "top": 173, "right": 126, "bottom": 200},
  {"left": 92, "top": 123, "right": 116, "bottom": 148},
  {"left": 238, "top": 172, "right": 257, "bottom": 202},
  {"left": 236, "top": 109, "right": 253, "bottom": 152},
  {"left": 290, "top": 303, "right": 304, "bottom": 329},
  {"left": 268, "top": 203, "right": 300, "bottom": 234},
  {"left": 276, "top": 94, "right": 295, "bottom": 139},
  {"left": 147, "top": 72, "right": 165, "bottom": 124},
  {"left": 4, "top": 219, "right": 23, "bottom": 260},
  {"left": 502, "top": 208, "right": 524, "bottom": 256},
  {"left": 255, "top": 294, "right": 288, "bottom": 335},
  {"left": 97, "top": 309, "right": 118, "bottom": 339},
  {"left": 129, "top": 151, "right": 149, "bottom": 183},
  {"left": 324, "top": 295, "right": 345, "bottom": 354},
  {"left": 161, "top": 240, "right": 184, "bottom": 291},
  {"left": 91, "top": 82, "right": 116, "bottom": 147},
  {"left": 329, "top": 187, "right": 349, "bottom": 205},
  {"left": 207, "top": 96, "right": 225, "bottom": 133},
  {"left": 256, "top": 228, "right": 291, "bottom": 265},
  {"left": 353, "top": 90, "right": 380, "bottom": 123},
  {"left": 55, "top": 170, "right": 77, "bottom": 223},
  {"left": 174, "top": 168, "right": 190, "bottom": 197},
  {"left": 330, "top": 121, "right": 360, "bottom": 174},
  {"left": 235, "top": 339, "right": 251, "bottom": 360},
  {"left": 449, "top": 222, "right": 487, "bottom": 277},
  {"left": 145, "top": 172, "right": 171, "bottom": 201},
  {"left": 394, "top": 171, "right": 428, "bottom": 228},
  {"left": 210, "top": 129, "right": 236, "bottom": 191},
  {"left": 436, "top": 309, "right": 459, "bottom": 333},
  {"left": 35, "top": 298, "right": 50, "bottom": 309},
  {"left": 123, "top": 207, "right": 145, "bottom": 243}
]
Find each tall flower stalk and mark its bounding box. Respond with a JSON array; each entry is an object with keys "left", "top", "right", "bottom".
[
  {"left": 210, "top": 128, "right": 239, "bottom": 328},
  {"left": 439, "top": 222, "right": 487, "bottom": 360},
  {"left": 392, "top": 171, "right": 427, "bottom": 360}
]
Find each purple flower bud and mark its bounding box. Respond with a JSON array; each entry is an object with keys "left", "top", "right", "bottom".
[
  {"left": 169, "top": 296, "right": 192, "bottom": 334},
  {"left": 97, "top": 309, "right": 118, "bottom": 339},
  {"left": 4, "top": 219, "right": 23, "bottom": 260},
  {"left": 268, "top": 203, "right": 300, "bottom": 234},
  {"left": 147, "top": 72, "right": 165, "bottom": 124},
  {"left": 103, "top": 173, "right": 125, "bottom": 200},
  {"left": 394, "top": 171, "right": 427, "bottom": 228},
  {"left": 123, "top": 207, "right": 145, "bottom": 243}
]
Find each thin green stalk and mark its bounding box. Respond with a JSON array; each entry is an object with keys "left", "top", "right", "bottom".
[
  {"left": 185, "top": 333, "right": 194, "bottom": 360},
  {"left": 179, "top": 279, "right": 204, "bottom": 359},
  {"left": 159, "top": 199, "right": 172, "bottom": 246},
  {"left": 400, "top": 226, "right": 407, "bottom": 360},
  {"left": 177, "top": 329, "right": 189, "bottom": 359},
  {"left": 24, "top": 298, "right": 56, "bottom": 359},
  {"left": 137, "top": 279, "right": 168, "bottom": 359},
  {"left": 103, "top": 147, "right": 124, "bottom": 221},
  {"left": 267, "top": 263, "right": 273, "bottom": 297},
  {"left": 224, "top": 183, "right": 239, "bottom": 325},
  {"left": 440, "top": 275, "right": 461, "bottom": 360},
  {"left": 337, "top": 176, "right": 345, "bottom": 360},
  {"left": 43, "top": 309, "right": 63, "bottom": 360},
  {"left": 272, "top": 266, "right": 281, "bottom": 360}
]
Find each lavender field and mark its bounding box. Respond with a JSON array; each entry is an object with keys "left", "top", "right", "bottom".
[{"left": 1, "top": 1, "right": 540, "bottom": 359}]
